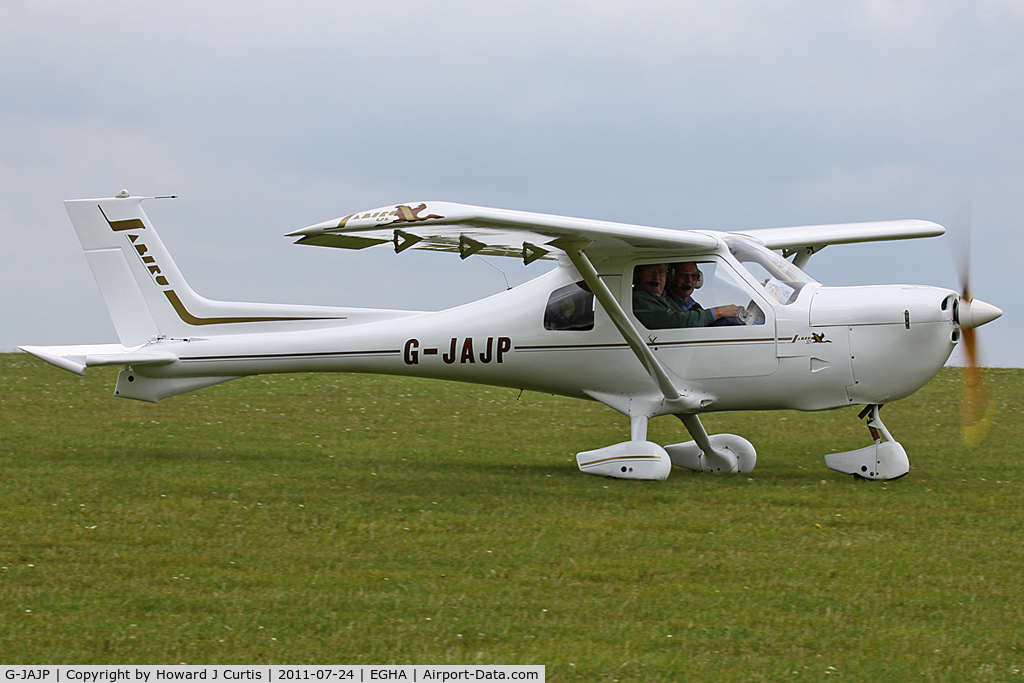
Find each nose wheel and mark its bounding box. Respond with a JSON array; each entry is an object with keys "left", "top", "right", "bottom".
[{"left": 824, "top": 404, "right": 910, "bottom": 480}]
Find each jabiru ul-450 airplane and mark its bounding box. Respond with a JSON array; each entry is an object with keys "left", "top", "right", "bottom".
[{"left": 21, "top": 192, "right": 1002, "bottom": 481}]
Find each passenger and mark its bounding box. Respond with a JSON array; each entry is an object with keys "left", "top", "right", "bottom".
[
  {"left": 666, "top": 262, "right": 745, "bottom": 326},
  {"left": 632, "top": 263, "right": 743, "bottom": 329}
]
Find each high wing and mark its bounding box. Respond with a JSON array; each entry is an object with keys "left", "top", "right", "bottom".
[
  {"left": 287, "top": 201, "right": 719, "bottom": 263},
  {"left": 734, "top": 218, "right": 944, "bottom": 263},
  {"left": 288, "top": 201, "right": 944, "bottom": 265}
]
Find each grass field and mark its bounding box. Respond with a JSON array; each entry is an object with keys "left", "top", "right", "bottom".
[{"left": 1, "top": 353, "right": 1022, "bottom": 680}]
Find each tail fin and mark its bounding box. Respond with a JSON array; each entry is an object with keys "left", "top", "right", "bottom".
[{"left": 65, "top": 195, "right": 349, "bottom": 346}]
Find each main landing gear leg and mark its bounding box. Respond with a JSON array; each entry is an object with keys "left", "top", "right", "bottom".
[
  {"left": 664, "top": 414, "right": 757, "bottom": 474},
  {"left": 824, "top": 404, "right": 910, "bottom": 480}
]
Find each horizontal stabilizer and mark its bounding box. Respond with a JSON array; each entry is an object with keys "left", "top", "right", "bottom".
[{"left": 19, "top": 344, "right": 177, "bottom": 376}]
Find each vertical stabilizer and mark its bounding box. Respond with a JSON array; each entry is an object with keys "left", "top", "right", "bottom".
[
  {"left": 65, "top": 196, "right": 175, "bottom": 346},
  {"left": 64, "top": 194, "right": 351, "bottom": 346}
]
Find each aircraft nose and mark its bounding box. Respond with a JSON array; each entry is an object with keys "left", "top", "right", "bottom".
[{"left": 958, "top": 297, "right": 1002, "bottom": 329}]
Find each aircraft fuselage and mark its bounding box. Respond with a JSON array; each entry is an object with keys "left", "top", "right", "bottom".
[{"left": 117, "top": 265, "right": 959, "bottom": 415}]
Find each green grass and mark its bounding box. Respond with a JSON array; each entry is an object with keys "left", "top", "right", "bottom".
[{"left": 1, "top": 354, "right": 1022, "bottom": 680}]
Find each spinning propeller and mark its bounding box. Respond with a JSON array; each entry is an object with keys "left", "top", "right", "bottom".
[{"left": 949, "top": 200, "right": 1002, "bottom": 447}]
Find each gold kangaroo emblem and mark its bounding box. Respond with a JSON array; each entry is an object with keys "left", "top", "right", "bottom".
[{"left": 393, "top": 203, "right": 444, "bottom": 224}]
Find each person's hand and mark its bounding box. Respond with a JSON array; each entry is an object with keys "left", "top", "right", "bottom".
[{"left": 713, "top": 304, "right": 743, "bottom": 320}]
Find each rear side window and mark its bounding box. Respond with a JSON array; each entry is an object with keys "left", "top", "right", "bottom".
[{"left": 544, "top": 281, "right": 594, "bottom": 331}]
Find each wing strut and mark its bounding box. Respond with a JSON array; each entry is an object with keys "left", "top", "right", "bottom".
[{"left": 554, "top": 239, "right": 682, "bottom": 402}]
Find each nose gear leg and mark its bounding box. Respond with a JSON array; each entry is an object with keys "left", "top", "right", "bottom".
[{"left": 824, "top": 404, "right": 910, "bottom": 480}]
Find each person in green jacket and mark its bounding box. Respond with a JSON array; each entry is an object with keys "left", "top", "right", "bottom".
[{"left": 632, "top": 263, "right": 743, "bottom": 329}]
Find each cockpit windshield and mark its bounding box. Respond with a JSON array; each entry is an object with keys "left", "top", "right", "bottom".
[{"left": 723, "top": 235, "right": 817, "bottom": 305}]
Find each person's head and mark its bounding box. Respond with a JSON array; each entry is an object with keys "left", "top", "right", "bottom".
[
  {"left": 634, "top": 264, "right": 668, "bottom": 296},
  {"left": 668, "top": 262, "right": 703, "bottom": 298}
]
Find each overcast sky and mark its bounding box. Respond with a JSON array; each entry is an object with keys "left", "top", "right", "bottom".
[{"left": 2, "top": 1, "right": 1021, "bottom": 369}]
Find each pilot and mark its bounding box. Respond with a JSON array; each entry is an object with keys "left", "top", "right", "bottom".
[
  {"left": 632, "top": 263, "right": 742, "bottom": 329},
  {"left": 666, "top": 262, "right": 745, "bottom": 326}
]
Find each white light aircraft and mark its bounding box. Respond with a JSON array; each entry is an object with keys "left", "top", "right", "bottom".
[{"left": 21, "top": 192, "right": 1002, "bottom": 481}]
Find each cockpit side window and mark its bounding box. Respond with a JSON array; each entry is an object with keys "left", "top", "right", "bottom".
[
  {"left": 544, "top": 281, "right": 595, "bottom": 331},
  {"left": 631, "top": 259, "right": 766, "bottom": 329}
]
